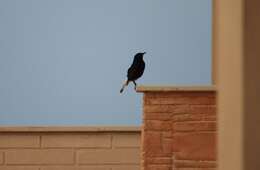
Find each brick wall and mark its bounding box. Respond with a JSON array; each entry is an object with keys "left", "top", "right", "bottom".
[
  {"left": 138, "top": 86, "right": 217, "bottom": 170},
  {"left": 0, "top": 127, "right": 141, "bottom": 170}
]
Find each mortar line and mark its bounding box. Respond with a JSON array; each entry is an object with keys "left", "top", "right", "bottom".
[
  {"left": 39, "top": 135, "right": 42, "bottom": 148},
  {"left": 110, "top": 133, "right": 113, "bottom": 149},
  {"left": 2, "top": 151, "right": 5, "bottom": 165}
]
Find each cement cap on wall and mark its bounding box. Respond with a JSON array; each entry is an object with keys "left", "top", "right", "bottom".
[
  {"left": 0, "top": 126, "right": 141, "bottom": 132},
  {"left": 136, "top": 85, "right": 216, "bottom": 92}
]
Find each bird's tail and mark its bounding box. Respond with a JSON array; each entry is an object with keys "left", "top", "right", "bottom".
[{"left": 120, "top": 80, "right": 129, "bottom": 93}]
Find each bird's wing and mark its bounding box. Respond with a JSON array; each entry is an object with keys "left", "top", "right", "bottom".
[
  {"left": 127, "top": 62, "right": 145, "bottom": 80},
  {"left": 127, "top": 65, "right": 135, "bottom": 78}
]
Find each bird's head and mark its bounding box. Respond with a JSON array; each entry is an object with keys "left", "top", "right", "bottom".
[
  {"left": 134, "top": 52, "right": 146, "bottom": 60},
  {"left": 141, "top": 52, "right": 146, "bottom": 56}
]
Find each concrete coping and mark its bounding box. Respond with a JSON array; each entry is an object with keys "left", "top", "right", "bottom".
[
  {"left": 0, "top": 126, "right": 141, "bottom": 132},
  {"left": 136, "top": 85, "right": 216, "bottom": 93}
]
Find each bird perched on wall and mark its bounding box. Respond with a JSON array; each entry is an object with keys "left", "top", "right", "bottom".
[{"left": 120, "top": 52, "right": 146, "bottom": 93}]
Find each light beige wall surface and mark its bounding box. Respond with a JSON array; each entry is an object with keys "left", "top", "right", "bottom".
[
  {"left": 215, "top": 0, "right": 244, "bottom": 169},
  {"left": 216, "top": 0, "right": 260, "bottom": 169},
  {"left": 0, "top": 127, "right": 141, "bottom": 170}
]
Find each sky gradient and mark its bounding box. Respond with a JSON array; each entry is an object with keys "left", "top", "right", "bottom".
[{"left": 0, "top": 0, "right": 212, "bottom": 125}]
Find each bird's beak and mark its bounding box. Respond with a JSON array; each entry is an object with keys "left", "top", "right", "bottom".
[{"left": 143, "top": 52, "right": 146, "bottom": 55}]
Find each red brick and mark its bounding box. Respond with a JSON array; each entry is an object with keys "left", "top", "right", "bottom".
[
  {"left": 174, "top": 122, "right": 216, "bottom": 132},
  {"left": 144, "top": 105, "right": 176, "bottom": 113},
  {"left": 162, "top": 138, "right": 172, "bottom": 155},
  {"left": 189, "top": 105, "right": 216, "bottom": 114},
  {"left": 141, "top": 90, "right": 216, "bottom": 170},
  {"left": 174, "top": 168, "right": 216, "bottom": 170},
  {"left": 173, "top": 160, "right": 217, "bottom": 168},
  {"left": 203, "top": 115, "right": 216, "bottom": 121},
  {"left": 145, "top": 97, "right": 215, "bottom": 105},
  {"left": 142, "top": 131, "right": 172, "bottom": 157},
  {"left": 144, "top": 105, "right": 189, "bottom": 114},
  {"left": 144, "top": 94, "right": 215, "bottom": 105},
  {"left": 144, "top": 120, "right": 172, "bottom": 131},
  {"left": 142, "top": 132, "right": 161, "bottom": 156},
  {"left": 144, "top": 112, "right": 173, "bottom": 121},
  {"left": 145, "top": 157, "right": 172, "bottom": 164},
  {"left": 162, "top": 131, "right": 172, "bottom": 138},
  {"left": 172, "top": 113, "right": 216, "bottom": 122},
  {"left": 147, "top": 165, "right": 172, "bottom": 170},
  {"left": 172, "top": 133, "right": 216, "bottom": 160}
]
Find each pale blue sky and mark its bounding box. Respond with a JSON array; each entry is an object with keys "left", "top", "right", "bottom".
[{"left": 0, "top": 0, "right": 212, "bottom": 125}]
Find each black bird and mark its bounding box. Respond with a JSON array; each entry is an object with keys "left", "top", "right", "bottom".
[{"left": 120, "top": 52, "right": 146, "bottom": 93}]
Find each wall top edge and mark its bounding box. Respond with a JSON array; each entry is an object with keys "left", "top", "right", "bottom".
[
  {"left": 0, "top": 126, "right": 141, "bottom": 132},
  {"left": 136, "top": 85, "right": 216, "bottom": 93}
]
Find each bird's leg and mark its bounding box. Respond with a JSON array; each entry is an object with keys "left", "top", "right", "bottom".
[
  {"left": 120, "top": 80, "right": 129, "bottom": 93},
  {"left": 133, "top": 81, "right": 137, "bottom": 91}
]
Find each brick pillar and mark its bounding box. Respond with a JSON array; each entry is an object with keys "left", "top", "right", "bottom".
[{"left": 138, "top": 86, "right": 217, "bottom": 170}]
